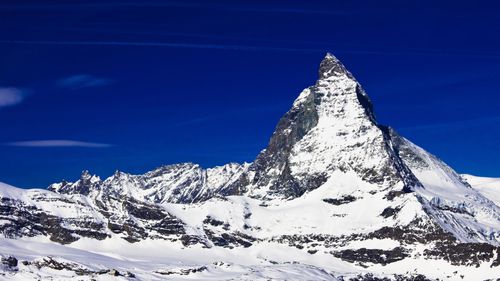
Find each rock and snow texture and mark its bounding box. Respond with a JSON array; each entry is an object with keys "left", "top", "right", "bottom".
[
  {"left": 0, "top": 53, "right": 499, "bottom": 280},
  {"left": 389, "top": 131, "right": 500, "bottom": 244},
  {"left": 48, "top": 162, "right": 248, "bottom": 204}
]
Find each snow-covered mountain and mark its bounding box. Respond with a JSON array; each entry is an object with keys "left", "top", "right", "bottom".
[
  {"left": 0, "top": 53, "right": 499, "bottom": 280},
  {"left": 48, "top": 162, "right": 248, "bottom": 204}
]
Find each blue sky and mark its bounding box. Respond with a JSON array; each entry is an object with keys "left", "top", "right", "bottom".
[{"left": 0, "top": 0, "right": 499, "bottom": 187}]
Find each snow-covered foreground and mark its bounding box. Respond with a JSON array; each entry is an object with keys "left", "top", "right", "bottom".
[
  {"left": 0, "top": 175, "right": 499, "bottom": 280},
  {"left": 0, "top": 238, "right": 337, "bottom": 280},
  {"left": 0, "top": 234, "right": 498, "bottom": 281}
]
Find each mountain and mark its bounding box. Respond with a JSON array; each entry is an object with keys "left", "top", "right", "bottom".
[
  {"left": 0, "top": 53, "right": 499, "bottom": 280},
  {"left": 229, "top": 53, "right": 420, "bottom": 200}
]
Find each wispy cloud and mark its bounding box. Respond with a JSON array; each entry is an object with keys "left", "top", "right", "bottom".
[
  {"left": 6, "top": 140, "right": 113, "bottom": 148},
  {"left": 57, "top": 74, "right": 113, "bottom": 89},
  {"left": 0, "top": 40, "right": 322, "bottom": 53},
  {"left": 1, "top": 40, "right": 500, "bottom": 58},
  {"left": 0, "top": 2, "right": 352, "bottom": 16},
  {"left": 0, "top": 87, "right": 24, "bottom": 108}
]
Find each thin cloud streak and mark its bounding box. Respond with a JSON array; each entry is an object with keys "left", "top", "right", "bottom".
[
  {"left": 57, "top": 74, "right": 113, "bottom": 89},
  {"left": 1, "top": 40, "right": 500, "bottom": 58},
  {"left": 6, "top": 140, "right": 113, "bottom": 148},
  {"left": 0, "top": 87, "right": 24, "bottom": 108},
  {"left": 0, "top": 2, "right": 352, "bottom": 16},
  {"left": 0, "top": 40, "right": 322, "bottom": 53}
]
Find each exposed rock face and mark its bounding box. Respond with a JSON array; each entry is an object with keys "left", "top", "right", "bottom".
[
  {"left": 0, "top": 190, "right": 189, "bottom": 244},
  {"left": 0, "top": 53, "right": 499, "bottom": 279},
  {"left": 332, "top": 247, "right": 409, "bottom": 265},
  {"left": 1, "top": 255, "right": 18, "bottom": 271},
  {"left": 0, "top": 196, "right": 108, "bottom": 244},
  {"left": 239, "top": 79, "right": 321, "bottom": 199}
]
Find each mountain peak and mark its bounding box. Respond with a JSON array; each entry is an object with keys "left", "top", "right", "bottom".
[
  {"left": 80, "top": 170, "right": 91, "bottom": 179},
  {"left": 227, "top": 52, "right": 420, "bottom": 200},
  {"left": 318, "top": 52, "right": 351, "bottom": 79},
  {"left": 80, "top": 170, "right": 100, "bottom": 183}
]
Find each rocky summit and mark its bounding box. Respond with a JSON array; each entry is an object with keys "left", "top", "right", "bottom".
[{"left": 0, "top": 54, "right": 499, "bottom": 280}]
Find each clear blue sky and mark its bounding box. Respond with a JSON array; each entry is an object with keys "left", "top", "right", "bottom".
[{"left": 1, "top": 1, "right": 499, "bottom": 188}]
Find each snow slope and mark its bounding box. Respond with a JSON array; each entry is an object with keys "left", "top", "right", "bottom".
[{"left": 462, "top": 174, "right": 500, "bottom": 206}]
